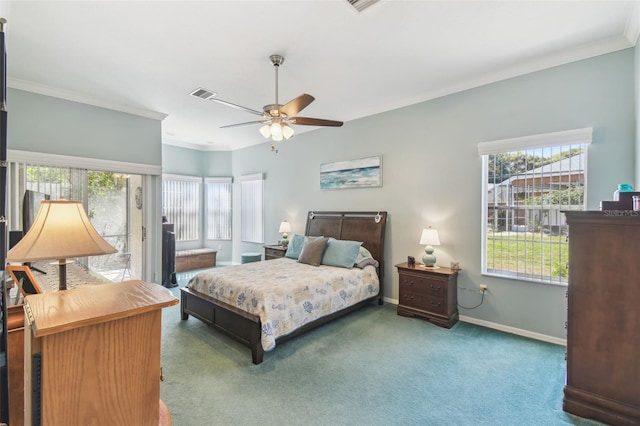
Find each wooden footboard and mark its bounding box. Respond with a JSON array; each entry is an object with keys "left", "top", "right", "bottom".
[
  {"left": 180, "top": 286, "right": 379, "bottom": 365},
  {"left": 181, "top": 286, "right": 264, "bottom": 363}
]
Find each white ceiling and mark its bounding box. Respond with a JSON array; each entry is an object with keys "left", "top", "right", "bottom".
[{"left": 3, "top": 0, "right": 639, "bottom": 151}]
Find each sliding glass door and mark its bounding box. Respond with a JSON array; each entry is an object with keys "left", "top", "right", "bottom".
[{"left": 9, "top": 163, "right": 143, "bottom": 282}]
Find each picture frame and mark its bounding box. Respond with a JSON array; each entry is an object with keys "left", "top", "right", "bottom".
[
  {"left": 7, "top": 265, "right": 43, "bottom": 296},
  {"left": 320, "top": 155, "right": 382, "bottom": 190}
]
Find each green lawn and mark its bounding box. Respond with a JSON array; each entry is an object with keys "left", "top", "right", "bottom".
[{"left": 487, "top": 232, "right": 568, "bottom": 282}]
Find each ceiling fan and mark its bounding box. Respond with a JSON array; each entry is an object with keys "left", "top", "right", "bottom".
[{"left": 191, "top": 54, "right": 343, "bottom": 145}]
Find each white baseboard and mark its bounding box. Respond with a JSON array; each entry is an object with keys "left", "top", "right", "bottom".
[
  {"left": 458, "top": 315, "right": 566, "bottom": 346},
  {"left": 382, "top": 298, "right": 566, "bottom": 346}
]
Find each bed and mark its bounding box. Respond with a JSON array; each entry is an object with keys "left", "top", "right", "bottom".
[{"left": 180, "top": 211, "right": 387, "bottom": 364}]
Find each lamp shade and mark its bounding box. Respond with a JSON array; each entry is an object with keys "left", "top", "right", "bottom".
[
  {"left": 419, "top": 228, "right": 440, "bottom": 246},
  {"left": 279, "top": 221, "right": 292, "bottom": 233},
  {"left": 7, "top": 200, "right": 117, "bottom": 262}
]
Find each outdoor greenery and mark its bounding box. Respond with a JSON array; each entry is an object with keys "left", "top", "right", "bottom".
[
  {"left": 524, "top": 185, "right": 584, "bottom": 206},
  {"left": 486, "top": 232, "right": 568, "bottom": 281},
  {"left": 488, "top": 148, "right": 583, "bottom": 184}
]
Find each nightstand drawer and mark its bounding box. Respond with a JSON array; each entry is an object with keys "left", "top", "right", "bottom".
[
  {"left": 399, "top": 273, "right": 446, "bottom": 296},
  {"left": 264, "top": 245, "right": 287, "bottom": 260},
  {"left": 399, "top": 291, "right": 445, "bottom": 315}
]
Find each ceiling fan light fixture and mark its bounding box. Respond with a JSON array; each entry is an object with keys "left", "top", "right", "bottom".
[
  {"left": 259, "top": 125, "right": 271, "bottom": 139},
  {"left": 270, "top": 122, "right": 283, "bottom": 137},
  {"left": 282, "top": 124, "right": 294, "bottom": 140},
  {"left": 272, "top": 132, "right": 284, "bottom": 142}
]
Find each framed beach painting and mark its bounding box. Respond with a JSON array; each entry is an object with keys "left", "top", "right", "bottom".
[{"left": 320, "top": 155, "right": 382, "bottom": 190}]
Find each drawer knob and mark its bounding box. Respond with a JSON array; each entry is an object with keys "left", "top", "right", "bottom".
[
  {"left": 429, "top": 283, "right": 441, "bottom": 291},
  {"left": 405, "top": 280, "right": 414, "bottom": 287},
  {"left": 431, "top": 301, "right": 441, "bottom": 307}
]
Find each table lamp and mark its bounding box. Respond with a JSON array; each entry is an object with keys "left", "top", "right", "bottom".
[
  {"left": 419, "top": 227, "right": 440, "bottom": 268},
  {"left": 279, "top": 220, "right": 292, "bottom": 247},
  {"left": 6, "top": 200, "right": 117, "bottom": 290}
]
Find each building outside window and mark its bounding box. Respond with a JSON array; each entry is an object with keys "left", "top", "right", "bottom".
[{"left": 479, "top": 128, "right": 591, "bottom": 284}]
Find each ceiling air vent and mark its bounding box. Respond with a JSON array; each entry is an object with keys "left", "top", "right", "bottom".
[
  {"left": 190, "top": 87, "right": 217, "bottom": 100},
  {"left": 347, "top": 0, "right": 379, "bottom": 12}
]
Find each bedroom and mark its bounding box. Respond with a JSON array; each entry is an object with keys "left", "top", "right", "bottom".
[{"left": 0, "top": 1, "right": 639, "bottom": 424}]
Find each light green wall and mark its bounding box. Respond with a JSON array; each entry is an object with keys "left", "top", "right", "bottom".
[
  {"left": 225, "top": 48, "right": 635, "bottom": 341},
  {"left": 8, "top": 89, "right": 162, "bottom": 165},
  {"left": 636, "top": 40, "right": 640, "bottom": 188}
]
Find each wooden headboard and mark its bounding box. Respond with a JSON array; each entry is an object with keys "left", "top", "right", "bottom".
[{"left": 305, "top": 211, "right": 388, "bottom": 298}]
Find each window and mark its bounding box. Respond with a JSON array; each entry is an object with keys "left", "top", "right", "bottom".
[
  {"left": 162, "top": 175, "right": 201, "bottom": 241},
  {"left": 239, "top": 173, "right": 264, "bottom": 243},
  {"left": 205, "top": 177, "right": 232, "bottom": 240},
  {"left": 479, "top": 128, "right": 591, "bottom": 284}
]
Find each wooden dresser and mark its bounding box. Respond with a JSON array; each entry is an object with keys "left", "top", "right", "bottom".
[
  {"left": 395, "top": 263, "right": 458, "bottom": 328},
  {"left": 23, "top": 280, "right": 178, "bottom": 425},
  {"left": 7, "top": 303, "right": 25, "bottom": 426},
  {"left": 563, "top": 211, "right": 640, "bottom": 425}
]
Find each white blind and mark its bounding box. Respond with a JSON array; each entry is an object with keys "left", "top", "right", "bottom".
[
  {"left": 205, "top": 177, "right": 232, "bottom": 240},
  {"left": 162, "top": 175, "right": 201, "bottom": 241},
  {"left": 240, "top": 173, "right": 264, "bottom": 244}
]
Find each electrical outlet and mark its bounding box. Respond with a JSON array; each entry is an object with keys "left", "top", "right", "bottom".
[
  {"left": 479, "top": 284, "right": 488, "bottom": 292},
  {"left": 218, "top": 244, "right": 223, "bottom": 251}
]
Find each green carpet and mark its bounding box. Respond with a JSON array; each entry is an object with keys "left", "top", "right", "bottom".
[{"left": 159, "top": 271, "right": 604, "bottom": 426}]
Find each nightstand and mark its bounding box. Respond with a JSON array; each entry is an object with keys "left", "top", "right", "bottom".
[
  {"left": 264, "top": 245, "right": 287, "bottom": 260},
  {"left": 395, "top": 262, "right": 459, "bottom": 328}
]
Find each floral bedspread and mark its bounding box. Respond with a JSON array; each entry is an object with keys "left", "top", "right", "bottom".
[{"left": 186, "top": 258, "right": 379, "bottom": 351}]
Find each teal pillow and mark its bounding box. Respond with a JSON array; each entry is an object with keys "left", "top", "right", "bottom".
[
  {"left": 321, "top": 238, "right": 362, "bottom": 269},
  {"left": 285, "top": 234, "right": 306, "bottom": 259}
]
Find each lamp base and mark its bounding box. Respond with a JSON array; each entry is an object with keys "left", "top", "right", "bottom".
[{"left": 422, "top": 246, "right": 438, "bottom": 269}]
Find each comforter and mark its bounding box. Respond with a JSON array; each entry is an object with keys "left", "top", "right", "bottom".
[{"left": 186, "top": 257, "right": 379, "bottom": 351}]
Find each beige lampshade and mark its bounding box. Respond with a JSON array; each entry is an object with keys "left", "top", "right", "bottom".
[
  {"left": 6, "top": 200, "right": 117, "bottom": 262},
  {"left": 278, "top": 221, "right": 292, "bottom": 234},
  {"left": 419, "top": 228, "right": 440, "bottom": 246}
]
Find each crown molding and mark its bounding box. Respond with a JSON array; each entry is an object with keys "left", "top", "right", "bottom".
[
  {"left": 7, "top": 77, "right": 167, "bottom": 121},
  {"left": 162, "top": 137, "right": 232, "bottom": 152}
]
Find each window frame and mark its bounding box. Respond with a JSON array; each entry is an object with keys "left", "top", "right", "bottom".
[{"left": 479, "top": 128, "right": 592, "bottom": 285}]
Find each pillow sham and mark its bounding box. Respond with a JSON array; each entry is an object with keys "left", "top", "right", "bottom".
[
  {"left": 354, "top": 246, "right": 379, "bottom": 269},
  {"left": 321, "top": 238, "right": 362, "bottom": 269},
  {"left": 285, "top": 234, "right": 306, "bottom": 259},
  {"left": 298, "top": 237, "right": 329, "bottom": 266}
]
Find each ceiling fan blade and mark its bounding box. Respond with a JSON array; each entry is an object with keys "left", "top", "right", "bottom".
[
  {"left": 279, "top": 94, "right": 315, "bottom": 117},
  {"left": 291, "top": 117, "right": 343, "bottom": 127},
  {"left": 221, "top": 120, "right": 267, "bottom": 129},
  {"left": 208, "top": 97, "right": 264, "bottom": 116}
]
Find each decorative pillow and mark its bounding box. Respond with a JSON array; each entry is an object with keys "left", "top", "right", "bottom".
[
  {"left": 321, "top": 238, "right": 362, "bottom": 269},
  {"left": 285, "top": 234, "right": 306, "bottom": 259},
  {"left": 298, "top": 237, "right": 329, "bottom": 266},
  {"left": 354, "top": 246, "right": 379, "bottom": 269}
]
